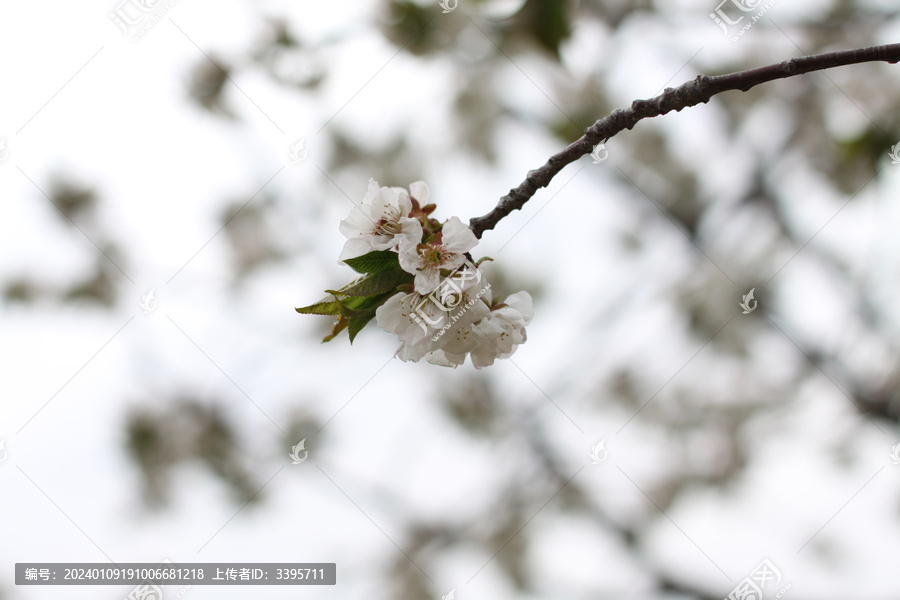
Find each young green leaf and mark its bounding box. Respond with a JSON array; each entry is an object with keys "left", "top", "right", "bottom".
[
  {"left": 336, "top": 291, "right": 395, "bottom": 318},
  {"left": 327, "top": 269, "right": 412, "bottom": 299},
  {"left": 348, "top": 313, "right": 377, "bottom": 343},
  {"left": 295, "top": 295, "right": 342, "bottom": 316},
  {"left": 343, "top": 250, "right": 400, "bottom": 274}
]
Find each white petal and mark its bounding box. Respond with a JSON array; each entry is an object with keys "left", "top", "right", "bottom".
[
  {"left": 409, "top": 181, "right": 429, "bottom": 204},
  {"left": 375, "top": 293, "right": 406, "bottom": 333},
  {"left": 377, "top": 292, "right": 443, "bottom": 347},
  {"left": 440, "top": 216, "right": 478, "bottom": 254},
  {"left": 373, "top": 187, "right": 402, "bottom": 219},
  {"left": 339, "top": 237, "right": 376, "bottom": 261},
  {"left": 339, "top": 206, "right": 373, "bottom": 237},
  {"left": 413, "top": 269, "right": 443, "bottom": 295},
  {"left": 445, "top": 264, "right": 487, "bottom": 294},
  {"left": 468, "top": 323, "right": 504, "bottom": 368},
  {"left": 396, "top": 217, "right": 423, "bottom": 251},
  {"left": 398, "top": 252, "right": 422, "bottom": 278},
  {"left": 361, "top": 178, "right": 381, "bottom": 204},
  {"left": 502, "top": 291, "right": 534, "bottom": 324},
  {"left": 425, "top": 349, "right": 464, "bottom": 368},
  {"left": 384, "top": 186, "right": 413, "bottom": 217},
  {"left": 396, "top": 341, "right": 429, "bottom": 363}
]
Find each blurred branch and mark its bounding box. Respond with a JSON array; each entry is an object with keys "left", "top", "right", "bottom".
[{"left": 469, "top": 42, "right": 900, "bottom": 239}]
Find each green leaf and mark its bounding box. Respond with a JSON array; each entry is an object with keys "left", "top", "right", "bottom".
[
  {"left": 320, "top": 292, "right": 393, "bottom": 343},
  {"left": 348, "top": 313, "right": 377, "bottom": 343},
  {"left": 328, "top": 269, "right": 412, "bottom": 299},
  {"left": 295, "top": 295, "right": 342, "bottom": 316},
  {"left": 322, "top": 315, "right": 349, "bottom": 342},
  {"left": 337, "top": 291, "right": 395, "bottom": 318},
  {"left": 343, "top": 250, "right": 400, "bottom": 274}
]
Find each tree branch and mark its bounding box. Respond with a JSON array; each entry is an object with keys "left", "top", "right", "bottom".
[{"left": 469, "top": 42, "right": 900, "bottom": 239}]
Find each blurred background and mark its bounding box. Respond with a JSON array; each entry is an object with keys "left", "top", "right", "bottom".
[{"left": 2, "top": 0, "right": 900, "bottom": 598}]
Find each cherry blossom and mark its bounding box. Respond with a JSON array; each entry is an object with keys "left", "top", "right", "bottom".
[
  {"left": 298, "top": 177, "right": 534, "bottom": 368},
  {"left": 398, "top": 216, "right": 479, "bottom": 294},
  {"left": 338, "top": 179, "right": 422, "bottom": 261},
  {"left": 431, "top": 291, "right": 534, "bottom": 369}
]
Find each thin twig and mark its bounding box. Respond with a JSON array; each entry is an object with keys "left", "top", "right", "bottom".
[{"left": 469, "top": 42, "right": 900, "bottom": 239}]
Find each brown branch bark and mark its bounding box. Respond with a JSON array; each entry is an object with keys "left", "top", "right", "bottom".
[{"left": 468, "top": 42, "right": 900, "bottom": 239}]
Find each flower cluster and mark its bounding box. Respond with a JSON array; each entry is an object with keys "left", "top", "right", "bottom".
[{"left": 296, "top": 179, "right": 533, "bottom": 368}]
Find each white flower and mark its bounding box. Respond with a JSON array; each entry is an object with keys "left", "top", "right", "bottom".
[
  {"left": 398, "top": 216, "right": 478, "bottom": 294},
  {"left": 376, "top": 280, "right": 491, "bottom": 363},
  {"left": 439, "top": 291, "right": 534, "bottom": 369},
  {"left": 429, "top": 262, "right": 488, "bottom": 311},
  {"left": 472, "top": 291, "right": 533, "bottom": 367},
  {"left": 423, "top": 283, "right": 495, "bottom": 368},
  {"left": 338, "top": 179, "right": 424, "bottom": 261},
  {"left": 426, "top": 279, "right": 491, "bottom": 340},
  {"left": 375, "top": 290, "right": 445, "bottom": 350}
]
